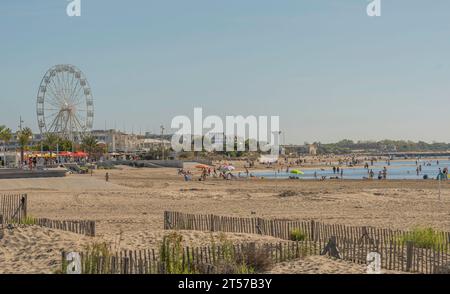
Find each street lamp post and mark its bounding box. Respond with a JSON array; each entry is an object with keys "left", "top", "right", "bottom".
[{"left": 160, "top": 125, "right": 165, "bottom": 160}]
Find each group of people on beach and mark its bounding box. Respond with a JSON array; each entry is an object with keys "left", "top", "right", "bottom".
[
  {"left": 178, "top": 166, "right": 239, "bottom": 182},
  {"left": 331, "top": 166, "right": 344, "bottom": 177}
]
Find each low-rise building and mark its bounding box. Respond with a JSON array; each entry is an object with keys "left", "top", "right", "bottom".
[
  {"left": 91, "top": 129, "right": 143, "bottom": 153},
  {"left": 139, "top": 138, "right": 171, "bottom": 152}
]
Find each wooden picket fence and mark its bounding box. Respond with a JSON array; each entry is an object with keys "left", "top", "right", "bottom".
[
  {"left": 0, "top": 194, "right": 27, "bottom": 223},
  {"left": 62, "top": 240, "right": 319, "bottom": 274},
  {"left": 61, "top": 237, "right": 450, "bottom": 274},
  {"left": 164, "top": 211, "right": 450, "bottom": 245},
  {"left": 34, "top": 218, "right": 96, "bottom": 237},
  {"left": 326, "top": 235, "right": 450, "bottom": 274},
  {"left": 0, "top": 194, "right": 95, "bottom": 236},
  {"left": 0, "top": 214, "right": 3, "bottom": 239},
  {"left": 164, "top": 211, "right": 450, "bottom": 274}
]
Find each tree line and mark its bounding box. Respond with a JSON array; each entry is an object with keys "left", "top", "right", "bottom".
[
  {"left": 0, "top": 124, "right": 104, "bottom": 165},
  {"left": 312, "top": 139, "right": 450, "bottom": 154}
]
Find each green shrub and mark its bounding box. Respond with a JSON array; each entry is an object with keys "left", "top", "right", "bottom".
[
  {"left": 205, "top": 234, "right": 272, "bottom": 274},
  {"left": 399, "top": 227, "right": 446, "bottom": 250},
  {"left": 20, "top": 216, "right": 37, "bottom": 225},
  {"left": 83, "top": 242, "right": 112, "bottom": 274},
  {"left": 234, "top": 244, "right": 271, "bottom": 273},
  {"left": 10, "top": 216, "right": 37, "bottom": 226},
  {"left": 235, "top": 263, "right": 256, "bottom": 274},
  {"left": 159, "top": 232, "right": 194, "bottom": 274},
  {"left": 290, "top": 228, "right": 307, "bottom": 241}
]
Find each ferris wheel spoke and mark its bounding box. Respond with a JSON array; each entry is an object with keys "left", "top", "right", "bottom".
[
  {"left": 45, "top": 91, "right": 64, "bottom": 107},
  {"left": 53, "top": 72, "right": 63, "bottom": 100},
  {"left": 58, "top": 115, "right": 67, "bottom": 134},
  {"left": 68, "top": 82, "right": 82, "bottom": 105},
  {"left": 44, "top": 98, "right": 62, "bottom": 111},
  {"left": 76, "top": 116, "right": 87, "bottom": 126},
  {"left": 42, "top": 97, "right": 58, "bottom": 108},
  {"left": 71, "top": 91, "right": 83, "bottom": 107},
  {"left": 74, "top": 111, "right": 86, "bottom": 123},
  {"left": 68, "top": 73, "right": 82, "bottom": 104},
  {"left": 67, "top": 79, "right": 81, "bottom": 105},
  {"left": 44, "top": 111, "right": 59, "bottom": 120},
  {"left": 71, "top": 85, "right": 84, "bottom": 106},
  {"left": 68, "top": 73, "right": 77, "bottom": 104},
  {"left": 47, "top": 111, "right": 63, "bottom": 133},
  {"left": 75, "top": 114, "right": 87, "bottom": 122},
  {"left": 45, "top": 82, "right": 58, "bottom": 98},
  {"left": 73, "top": 114, "right": 86, "bottom": 132},
  {"left": 44, "top": 82, "right": 59, "bottom": 100},
  {"left": 58, "top": 71, "right": 68, "bottom": 101},
  {"left": 63, "top": 72, "right": 70, "bottom": 103},
  {"left": 48, "top": 80, "right": 66, "bottom": 105},
  {"left": 57, "top": 73, "right": 68, "bottom": 103},
  {"left": 63, "top": 114, "right": 72, "bottom": 134},
  {"left": 64, "top": 71, "right": 72, "bottom": 100},
  {"left": 75, "top": 112, "right": 86, "bottom": 121},
  {"left": 73, "top": 98, "right": 87, "bottom": 107}
]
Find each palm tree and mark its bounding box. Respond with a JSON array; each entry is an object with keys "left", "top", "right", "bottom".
[
  {"left": 59, "top": 138, "right": 73, "bottom": 152},
  {"left": 81, "top": 135, "right": 99, "bottom": 160},
  {"left": 0, "top": 125, "right": 12, "bottom": 168},
  {"left": 17, "top": 127, "right": 33, "bottom": 166},
  {"left": 43, "top": 133, "right": 60, "bottom": 153}
]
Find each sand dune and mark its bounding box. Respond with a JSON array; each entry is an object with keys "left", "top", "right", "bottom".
[
  {"left": 0, "top": 226, "right": 92, "bottom": 274},
  {"left": 268, "top": 256, "right": 404, "bottom": 274},
  {"left": 0, "top": 226, "right": 284, "bottom": 274},
  {"left": 1, "top": 226, "right": 403, "bottom": 274}
]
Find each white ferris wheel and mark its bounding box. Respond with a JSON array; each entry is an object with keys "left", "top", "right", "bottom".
[{"left": 36, "top": 64, "right": 94, "bottom": 142}]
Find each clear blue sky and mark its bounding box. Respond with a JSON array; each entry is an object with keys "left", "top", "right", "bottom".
[{"left": 1, "top": 0, "right": 450, "bottom": 144}]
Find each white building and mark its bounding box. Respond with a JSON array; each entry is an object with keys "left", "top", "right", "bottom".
[
  {"left": 139, "top": 138, "right": 171, "bottom": 152},
  {"left": 91, "top": 130, "right": 142, "bottom": 153}
]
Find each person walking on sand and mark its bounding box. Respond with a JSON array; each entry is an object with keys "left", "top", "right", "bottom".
[
  {"left": 340, "top": 168, "right": 344, "bottom": 179},
  {"left": 105, "top": 172, "right": 109, "bottom": 182}
]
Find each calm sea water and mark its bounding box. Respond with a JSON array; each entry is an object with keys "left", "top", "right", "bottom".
[{"left": 251, "top": 158, "right": 450, "bottom": 180}]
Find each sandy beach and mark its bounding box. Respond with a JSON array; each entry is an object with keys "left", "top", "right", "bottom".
[{"left": 1, "top": 165, "right": 450, "bottom": 273}]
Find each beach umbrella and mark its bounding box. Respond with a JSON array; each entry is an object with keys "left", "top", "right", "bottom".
[
  {"left": 290, "top": 169, "right": 304, "bottom": 175},
  {"left": 73, "top": 151, "right": 88, "bottom": 158},
  {"left": 222, "top": 165, "right": 235, "bottom": 171},
  {"left": 195, "top": 164, "right": 209, "bottom": 169}
]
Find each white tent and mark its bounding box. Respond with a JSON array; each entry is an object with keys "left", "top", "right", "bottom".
[{"left": 259, "top": 154, "right": 279, "bottom": 164}]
